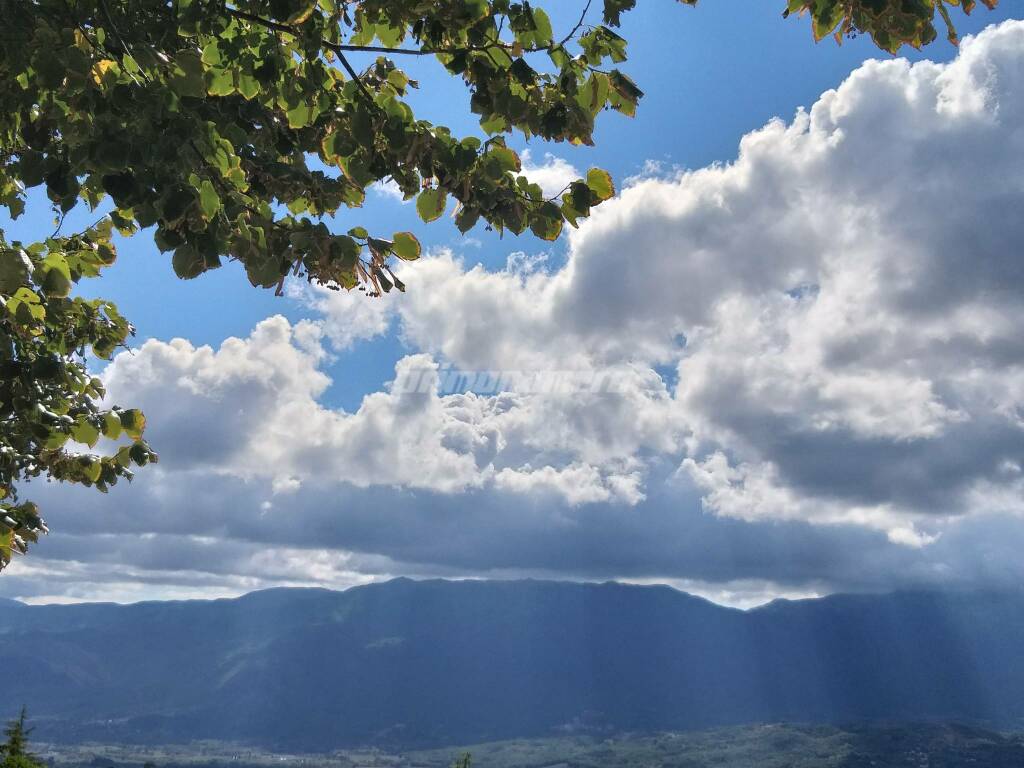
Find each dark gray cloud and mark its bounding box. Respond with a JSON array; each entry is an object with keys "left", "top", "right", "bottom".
[{"left": 6, "top": 463, "right": 1024, "bottom": 605}]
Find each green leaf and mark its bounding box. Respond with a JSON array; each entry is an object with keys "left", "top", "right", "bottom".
[
  {"left": 416, "top": 188, "right": 447, "bottom": 223},
  {"left": 201, "top": 41, "right": 222, "bottom": 66},
  {"left": 0, "top": 249, "right": 33, "bottom": 293},
  {"left": 122, "top": 53, "right": 142, "bottom": 76},
  {"left": 387, "top": 70, "right": 409, "bottom": 90},
  {"left": 161, "top": 187, "right": 195, "bottom": 224},
  {"left": 530, "top": 203, "right": 564, "bottom": 241},
  {"left": 811, "top": 0, "right": 845, "bottom": 41},
  {"left": 172, "top": 245, "right": 206, "bottom": 279},
  {"left": 71, "top": 418, "right": 100, "bottom": 448},
  {"left": 489, "top": 146, "right": 521, "bottom": 174},
  {"left": 7, "top": 287, "right": 45, "bottom": 323},
  {"left": 40, "top": 254, "right": 73, "bottom": 298},
  {"left": 284, "top": 0, "right": 317, "bottom": 23},
  {"left": 287, "top": 102, "right": 317, "bottom": 129},
  {"left": 207, "top": 69, "right": 235, "bottom": 96},
  {"left": 43, "top": 431, "right": 70, "bottom": 450},
  {"left": 586, "top": 168, "right": 615, "bottom": 201},
  {"left": 244, "top": 255, "right": 285, "bottom": 288},
  {"left": 102, "top": 412, "right": 123, "bottom": 440},
  {"left": 169, "top": 50, "right": 206, "bottom": 99},
  {"left": 480, "top": 114, "right": 508, "bottom": 135},
  {"left": 455, "top": 207, "right": 480, "bottom": 234},
  {"left": 332, "top": 235, "right": 361, "bottom": 270},
  {"left": 119, "top": 409, "right": 146, "bottom": 440},
  {"left": 609, "top": 69, "right": 643, "bottom": 99},
  {"left": 576, "top": 73, "right": 610, "bottom": 116},
  {"left": 82, "top": 457, "right": 102, "bottom": 483},
  {"left": 129, "top": 441, "right": 153, "bottom": 466},
  {"left": 392, "top": 232, "right": 421, "bottom": 261},
  {"left": 519, "top": 7, "right": 553, "bottom": 47},
  {"left": 604, "top": 0, "right": 637, "bottom": 26},
  {"left": 563, "top": 180, "right": 593, "bottom": 225},
  {"left": 199, "top": 180, "right": 221, "bottom": 219},
  {"left": 237, "top": 74, "right": 260, "bottom": 100}
]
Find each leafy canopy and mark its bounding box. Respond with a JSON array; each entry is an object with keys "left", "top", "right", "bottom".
[
  {"left": 0, "top": 222, "right": 155, "bottom": 570},
  {"left": 0, "top": 0, "right": 996, "bottom": 570},
  {"left": 787, "top": 0, "right": 998, "bottom": 50}
]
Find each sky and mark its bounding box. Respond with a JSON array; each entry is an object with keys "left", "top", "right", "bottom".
[{"left": 3, "top": 1, "right": 1024, "bottom": 608}]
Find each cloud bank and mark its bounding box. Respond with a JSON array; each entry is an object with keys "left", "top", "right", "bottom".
[{"left": 6, "top": 22, "right": 1024, "bottom": 605}]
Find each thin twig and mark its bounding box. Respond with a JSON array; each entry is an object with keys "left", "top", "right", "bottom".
[
  {"left": 225, "top": 7, "right": 561, "bottom": 59},
  {"left": 335, "top": 49, "right": 376, "bottom": 103},
  {"left": 50, "top": 210, "right": 67, "bottom": 238},
  {"left": 559, "top": 0, "right": 593, "bottom": 46}
]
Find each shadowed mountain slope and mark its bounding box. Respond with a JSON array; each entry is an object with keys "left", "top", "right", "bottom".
[{"left": 3, "top": 579, "right": 1023, "bottom": 749}]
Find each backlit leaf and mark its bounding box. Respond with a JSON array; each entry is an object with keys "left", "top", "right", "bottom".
[
  {"left": 416, "top": 188, "right": 447, "bottom": 223},
  {"left": 392, "top": 232, "right": 421, "bottom": 261},
  {"left": 586, "top": 168, "right": 615, "bottom": 201}
]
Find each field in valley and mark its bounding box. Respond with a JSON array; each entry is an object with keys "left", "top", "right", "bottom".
[{"left": 35, "top": 723, "right": 1024, "bottom": 768}]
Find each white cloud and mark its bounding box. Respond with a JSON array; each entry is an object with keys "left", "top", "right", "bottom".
[
  {"left": 520, "top": 150, "right": 581, "bottom": 198},
  {"left": 101, "top": 319, "right": 662, "bottom": 506},
  {"left": 371, "top": 179, "right": 408, "bottom": 202},
  {"left": 342, "top": 21, "right": 1024, "bottom": 542},
  {"left": 680, "top": 452, "right": 939, "bottom": 547},
  {"left": 494, "top": 463, "right": 644, "bottom": 506},
  {"left": 288, "top": 282, "right": 395, "bottom": 350}
]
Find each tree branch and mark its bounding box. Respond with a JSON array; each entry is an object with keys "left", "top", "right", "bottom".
[
  {"left": 225, "top": 8, "right": 376, "bottom": 101},
  {"left": 559, "top": 0, "right": 593, "bottom": 46},
  {"left": 334, "top": 48, "right": 377, "bottom": 102},
  {"left": 224, "top": 7, "right": 564, "bottom": 60}
]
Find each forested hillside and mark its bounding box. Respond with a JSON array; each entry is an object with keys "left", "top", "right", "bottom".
[{"left": 4, "top": 579, "right": 1024, "bottom": 749}]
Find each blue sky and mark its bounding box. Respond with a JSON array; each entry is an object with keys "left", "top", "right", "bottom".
[
  {"left": 6, "top": 1, "right": 1013, "bottom": 408},
  {"left": 4, "top": 1, "right": 1024, "bottom": 606}
]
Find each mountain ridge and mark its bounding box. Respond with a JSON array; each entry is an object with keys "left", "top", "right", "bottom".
[{"left": 4, "top": 578, "right": 1024, "bottom": 750}]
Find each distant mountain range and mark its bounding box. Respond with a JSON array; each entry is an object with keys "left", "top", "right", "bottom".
[{"left": 3, "top": 579, "right": 1024, "bottom": 750}]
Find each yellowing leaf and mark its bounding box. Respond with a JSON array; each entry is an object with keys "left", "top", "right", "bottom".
[
  {"left": 392, "top": 232, "right": 421, "bottom": 261},
  {"left": 586, "top": 168, "right": 615, "bottom": 201},
  {"left": 119, "top": 409, "right": 147, "bottom": 440},
  {"left": 90, "top": 59, "right": 118, "bottom": 86}
]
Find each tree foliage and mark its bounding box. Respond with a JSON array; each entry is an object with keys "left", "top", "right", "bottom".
[
  {"left": 0, "top": 221, "right": 155, "bottom": 570},
  {"left": 786, "top": 0, "right": 998, "bottom": 49},
  {"left": 0, "top": 0, "right": 996, "bottom": 569},
  {"left": 0, "top": 709, "right": 45, "bottom": 768}
]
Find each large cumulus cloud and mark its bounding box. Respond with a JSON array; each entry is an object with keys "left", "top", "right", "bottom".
[
  {"left": 100, "top": 314, "right": 669, "bottom": 503},
  {"left": 375, "top": 21, "right": 1024, "bottom": 543}
]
